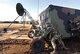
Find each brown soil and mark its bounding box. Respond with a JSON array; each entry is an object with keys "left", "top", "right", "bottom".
[
  {"left": 0, "top": 23, "right": 80, "bottom": 54},
  {"left": 0, "top": 39, "right": 31, "bottom": 54},
  {"left": 0, "top": 37, "right": 80, "bottom": 54}
]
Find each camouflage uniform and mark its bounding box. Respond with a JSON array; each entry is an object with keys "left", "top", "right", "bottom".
[{"left": 40, "top": 23, "right": 66, "bottom": 54}]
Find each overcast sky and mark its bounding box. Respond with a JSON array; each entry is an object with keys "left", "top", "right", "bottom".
[{"left": 0, "top": 0, "right": 80, "bottom": 21}]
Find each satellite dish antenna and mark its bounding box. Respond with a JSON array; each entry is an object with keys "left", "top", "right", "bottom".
[
  {"left": 6, "top": 3, "right": 26, "bottom": 29},
  {"left": 16, "top": 3, "right": 27, "bottom": 28},
  {"left": 7, "top": 3, "right": 36, "bottom": 30},
  {"left": 16, "top": 3, "right": 36, "bottom": 25},
  {"left": 16, "top": 3, "right": 25, "bottom": 16}
]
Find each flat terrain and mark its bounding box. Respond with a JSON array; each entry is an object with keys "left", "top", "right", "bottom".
[
  {"left": 0, "top": 37, "right": 80, "bottom": 54},
  {"left": 0, "top": 23, "right": 80, "bottom": 54},
  {"left": 0, "top": 23, "right": 33, "bottom": 54},
  {"left": 0, "top": 23, "right": 32, "bottom": 30},
  {"left": 0, "top": 39, "right": 32, "bottom": 54}
]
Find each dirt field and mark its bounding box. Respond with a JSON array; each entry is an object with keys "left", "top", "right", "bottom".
[
  {"left": 0, "top": 23, "right": 80, "bottom": 54},
  {"left": 0, "top": 39, "right": 32, "bottom": 54},
  {"left": 0, "top": 23, "right": 32, "bottom": 30},
  {"left": 0, "top": 23, "right": 33, "bottom": 54},
  {"left": 0, "top": 37, "right": 80, "bottom": 54}
]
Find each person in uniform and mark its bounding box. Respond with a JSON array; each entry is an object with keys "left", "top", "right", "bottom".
[{"left": 42, "top": 23, "right": 67, "bottom": 54}]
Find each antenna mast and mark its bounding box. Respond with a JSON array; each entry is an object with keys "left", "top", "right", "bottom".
[{"left": 37, "top": 0, "right": 39, "bottom": 19}]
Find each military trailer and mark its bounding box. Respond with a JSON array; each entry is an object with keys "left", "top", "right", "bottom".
[{"left": 39, "top": 5, "right": 80, "bottom": 38}]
